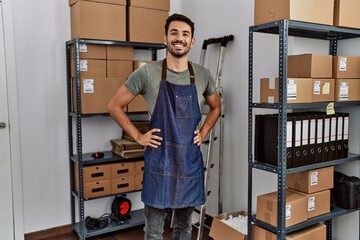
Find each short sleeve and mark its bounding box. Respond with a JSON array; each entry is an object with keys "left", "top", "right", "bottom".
[
  {"left": 124, "top": 66, "right": 147, "bottom": 95},
  {"left": 204, "top": 69, "right": 217, "bottom": 96}
]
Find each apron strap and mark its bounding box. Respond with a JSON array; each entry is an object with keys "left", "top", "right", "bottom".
[{"left": 161, "top": 59, "right": 196, "bottom": 84}]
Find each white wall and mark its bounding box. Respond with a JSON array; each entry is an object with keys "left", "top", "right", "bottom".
[{"left": 11, "top": 0, "right": 359, "bottom": 238}]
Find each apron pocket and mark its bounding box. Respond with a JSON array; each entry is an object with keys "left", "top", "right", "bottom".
[{"left": 175, "top": 95, "right": 193, "bottom": 119}]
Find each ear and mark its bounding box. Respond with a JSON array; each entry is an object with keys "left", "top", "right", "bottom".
[
  {"left": 164, "top": 35, "right": 167, "bottom": 45},
  {"left": 190, "top": 38, "right": 195, "bottom": 49}
]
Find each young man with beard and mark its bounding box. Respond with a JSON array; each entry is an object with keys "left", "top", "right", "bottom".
[{"left": 108, "top": 13, "right": 220, "bottom": 240}]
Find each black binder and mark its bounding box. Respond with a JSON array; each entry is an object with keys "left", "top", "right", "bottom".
[
  {"left": 308, "top": 114, "right": 317, "bottom": 164},
  {"left": 292, "top": 115, "right": 302, "bottom": 167},
  {"left": 342, "top": 113, "right": 349, "bottom": 158},
  {"left": 315, "top": 114, "right": 324, "bottom": 163},
  {"left": 323, "top": 114, "right": 331, "bottom": 162},
  {"left": 336, "top": 113, "right": 344, "bottom": 159},
  {"left": 329, "top": 114, "right": 338, "bottom": 161}
]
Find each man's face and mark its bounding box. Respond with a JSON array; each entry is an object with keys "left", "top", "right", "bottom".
[{"left": 165, "top": 20, "right": 194, "bottom": 58}]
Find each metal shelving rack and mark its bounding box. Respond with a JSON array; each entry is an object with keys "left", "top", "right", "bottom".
[
  {"left": 66, "top": 38, "right": 166, "bottom": 240},
  {"left": 247, "top": 20, "right": 360, "bottom": 240}
]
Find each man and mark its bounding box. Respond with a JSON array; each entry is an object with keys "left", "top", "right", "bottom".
[{"left": 108, "top": 13, "right": 220, "bottom": 240}]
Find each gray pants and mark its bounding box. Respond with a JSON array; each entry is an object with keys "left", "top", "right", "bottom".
[{"left": 144, "top": 205, "right": 195, "bottom": 240}]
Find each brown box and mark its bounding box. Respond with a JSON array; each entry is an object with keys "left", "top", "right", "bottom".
[
  {"left": 135, "top": 161, "right": 144, "bottom": 175},
  {"left": 209, "top": 211, "right": 247, "bottom": 240},
  {"left": 260, "top": 78, "right": 313, "bottom": 103},
  {"left": 288, "top": 54, "right": 333, "bottom": 78},
  {"left": 134, "top": 174, "right": 143, "bottom": 190},
  {"left": 288, "top": 189, "right": 330, "bottom": 219},
  {"left": 333, "top": 56, "right": 360, "bottom": 78},
  {"left": 128, "top": 0, "right": 170, "bottom": 11},
  {"left": 111, "top": 176, "right": 135, "bottom": 194},
  {"left": 69, "top": 0, "right": 126, "bottom": 5},
  {"left": 71, "top": 59, "right": 106, "bottom": 78},
  {"left": 70, "top": 1, "right": 126, "bottom": 41},
  {"left": 107, "top": 46, "right": 134, "bottom": 60},
  {"left": 134, "top": 60, "right": 154, "bottom": 70},
  {"left": 73, "top": 77, "right": 125, "bottom": 114},
  {"left": 84, "top": 180, "right": 111, "bottom": 199},
  {"left": 335, "top": 79, "right": 360, "bottom": 102},
  {"left": 311, "top": 79, "right": 335, "bottom": 102},
  {"left": 334, "top": 0, "right": 360, "bottom": 29},
  {"left": 256, "top": 190, "right": 308, "bottom": 227},
  {"left": 111, "top": 162, "right": 135, "bottom": 178},
  {"left": 70, "top": 44, "right": 106, "bottom": 60},
  {"left": 253, "top": 223, "right": 326, "bottom": 240},
  {"left": 254, "top": 0, "right": 334, "bottom": 26},
  {"left": 107, "top": 60, "right": 133, "bottom": 78},
  {"left": 127, "top": 95, "right": 148, "bottom": 112},
  {"left": 127, "top": 7, "right": 168, "bottom": 44},
  {"left": 286, "top": 166, "right": 334, "bottom": 193},
  {"left": 83, "top": 164, "right": 111, "bottom": 182}
]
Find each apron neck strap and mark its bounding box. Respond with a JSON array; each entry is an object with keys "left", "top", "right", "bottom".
[{"left": 161, "top": 59, "right": 195, "bottom": 84}]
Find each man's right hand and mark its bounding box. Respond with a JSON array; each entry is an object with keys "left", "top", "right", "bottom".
[{"left": 136, "top": 128, "right": 163, "bottom": 148}]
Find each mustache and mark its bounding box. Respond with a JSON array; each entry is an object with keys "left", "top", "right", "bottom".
[{"left": 171, "top": 40, "right": 187, "bottom": 46}]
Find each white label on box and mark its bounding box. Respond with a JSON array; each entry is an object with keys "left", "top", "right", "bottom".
[
  {"left": 268, "top": 96, "right": 275, "bottom": 104},
  {"left": 313, "top": 81, "right": 321, "bottom": 95},
  {"left": 269, "top": 77, "right": 275, "bottom": 90},
  {"left": 308, "top": 196, "right": 315, "bottom": 211},
  {"left": 287, "top": 79, "right": 297, "bottom": 100},
  {"left": 79, "top": 43, "right": 88, "bottom": 52},
  {"left": 80, "top": 60, "right": 88, "bottom": 72},
  {"left": 83, "top": 79, "right": 94, "bottom": 94},
  {"left": 286, "top": 204, "right": 291, "bottom": 219},
  {"left": 311, "top": 171, "right": 318, "bottom": 186},
  {"left": 339, "top": 82, "right": 349, "bottom": 101},
  {"left": 339, "top": 57, "right": 347, "bottom": 71}
]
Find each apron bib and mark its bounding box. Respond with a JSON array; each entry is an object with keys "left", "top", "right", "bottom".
[{"left": 141, "top": 60, "right": 205, "bottom": 209}]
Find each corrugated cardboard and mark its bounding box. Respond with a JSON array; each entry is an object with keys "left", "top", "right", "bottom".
[
  {"left": 134, "top": 174, "right": 143, "bottom": 190},
  {"left": 111, "top": 176, "right": 135, "bottom": 194},
  {"left": 334, "top": 0, "right": 360, "bottom": 29},
  {"left": 84, "top": 180, "right": 111, "bottom": 198},
  {"left": 70, "top": 44, "right": 106, "bottom": 60},
  {"left": 254, "top": 0, "right": 334, "bottom": 25},
  {"left": 209, "top": 211, "right": 247, "bottom": 240},
  {"left": 75, "top": 77, "right": 125, "bottom": 114},
  {"left": 111, "top": 162, "right": 136, "bottom": 178},
  {"left": 333, "top": 56, "right": 360, "bottom": 78},
  {"left": 260, "top": 78, "right": 313, "bottom": 103},
  {"left": 71, "top": 59, "right": 106, "bottom": 78},
  {"left": 311, "top": 79, "right": 335, "bottom": 102},
  {"left": 127, "top": 6, "right": 168, "bottom": 44},
  {"left": 256, "top": 190, "right": 308, "bottom": 227},
  {"left": 107, "top": 46, "right": 134, "bottom": 60},
  {"left": 288, "top": 54, "right": 333, "bottom": 78},
  {"left": 253, "top": 223, "right": 326, "bottom": 240},
  {"left": 286, "top": 166, "right": 334, "bottom": 193},
  {"left": 127, "top": 95, "right": 148, "bottom": 112},
  {"left": 135, "top": 161, "right": 144, "bottom": 175},
  {"left": 128, "top": 0, "right": 170, "bottom": 11},
  {"left": 71, "top": 1, "right": 126, "bottom": 41},
  {"left": 335, "top": 79, "right": 360, "bottom": 102},
  {"left": 69, "top": 0, "right": 126, "bottom": 6},
  {"left": 107, "top": 60, "right": 134, "bottom": 78}
]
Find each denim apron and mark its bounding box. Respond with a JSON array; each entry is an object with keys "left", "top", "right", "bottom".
[{"left": 141, "top": 59, "right": 205, "bottom": 209}]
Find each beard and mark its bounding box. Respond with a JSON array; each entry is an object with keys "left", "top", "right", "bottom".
[{"left": 167, "top": 40, "right": 191, "bottom": 58}]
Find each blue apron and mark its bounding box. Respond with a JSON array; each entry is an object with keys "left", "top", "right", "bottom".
[{"left": 141, "top": 60, "right": 205, "bottom": 209}]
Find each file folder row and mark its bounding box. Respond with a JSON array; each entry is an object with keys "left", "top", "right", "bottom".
[{"left": 255, "top": 112, "right": 349, "bottom": 168}]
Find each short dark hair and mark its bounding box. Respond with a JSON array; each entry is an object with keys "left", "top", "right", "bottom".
[{"left": 165, "top": 13, "right": 195, "bottom": 37}]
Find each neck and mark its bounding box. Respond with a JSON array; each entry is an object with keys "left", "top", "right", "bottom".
[{"left": 166, "top": 54, "right": 188, "bottom": 72}]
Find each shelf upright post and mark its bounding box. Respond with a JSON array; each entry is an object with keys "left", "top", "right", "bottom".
[
  {"left": 277, "top": 20, "right": 289, "bottom": 240},
  {"left": 247, "top": 25, "right": 255, "bottom": 240},
  {"left": 329, "top": 32, "right": 338, "bottom": 56},
  {"left": 74, "top": 38, "right": 86, "bottom": 240}
]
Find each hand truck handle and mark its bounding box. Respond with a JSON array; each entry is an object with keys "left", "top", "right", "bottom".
[{"left": 202, "top": 35, "right": 234, "bottom": 49}]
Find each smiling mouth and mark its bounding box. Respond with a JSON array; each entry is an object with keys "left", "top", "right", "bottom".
[{"left": 172, "top": 41, "right": 186, "bottom": 49}]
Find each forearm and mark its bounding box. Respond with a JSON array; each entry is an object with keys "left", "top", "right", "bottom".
[
  {"left": 199, "top": 107, "right": 221, "bottom": 139},
  {"left": 109, "top": 106, "right": 142, "bottom": 142}
]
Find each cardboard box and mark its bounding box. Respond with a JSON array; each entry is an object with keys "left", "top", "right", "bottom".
[
  {"left": 209, "top": 211, "right": 247, "bottom": 240},
  {"left": 128, "top": 0, "right": 170, "bottom": 11},
  {"left": 256, "top": 190, "right": 308, "bottom": 227},
  {"left": 134, "top": 174, "right": 143, "bottom": 190},
  {"left": 260, "top": 78, "right": 313, "bottom": 103},
  {"left": 286, "top": 166, "right": 334, "bottom": 193},
  {"left": 288, "top": 54, "right": 333, "bottom": 78},
  {"left": 335, "top": 79, "right": 360, "bottom": 102},
  {"left": 111, "top": 162, "right": 135, "bottom": 178},
  {"left": 70, "top": 43, "right": 106, "bottom": 60},
  {"left": 69, "top": 0, "right": 126, "bottom": 5},
  {"left": 107, "top": 46, "right": 134, "bottom": 60},
  {"left": 73, "top": 77, "right": 125, "bottom": 114},
  {"left": 288, "top": 189, "right": 330, "bottom": 219},
  {"left": 135, "top": 161, "right": 144, "bottom": 175},
  {"left": 311, "top": 79, "right": 335, "bottom": 102},
  {"left": 127, "top": 95, "right": 148, "bottom": 112},
  {"left": 254, "top": 0, "right": 334, "bottom": 26},
  {"left": 333, "top": 56, "right": 360, "bottom": 78},
  {"left": 70, "top": 1, "right": 126, "bottom": 41},
  {"left": 84, "top": 180, "right": 111, "bottom": 199},
  {"left": 107, "top": 60, "right": 134, "bottom": 78},
  {"left": 111, "top": 176, "right": 135, "bottom": 194},
  {"left": 134, "top": 60, "right": 154, "bottom": 70},
  {"left": 127, "top": 7, "right": 168, "bottom": 44},
  {"left": 74, "top": 163, "right": 111, "bottom": 194},
  {"left": 334, "top": 0, "right": 360, "bottom": 29},
  {"left": 253, "top": 223, "right": 326, "bottom": 240},
  {"left": 71, "top": 59, "right": 106, "bottom": 78}
]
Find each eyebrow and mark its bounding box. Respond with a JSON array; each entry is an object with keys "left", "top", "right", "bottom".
[{"left": 169, "top": 29, "right": 191, "bottom": 35}]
